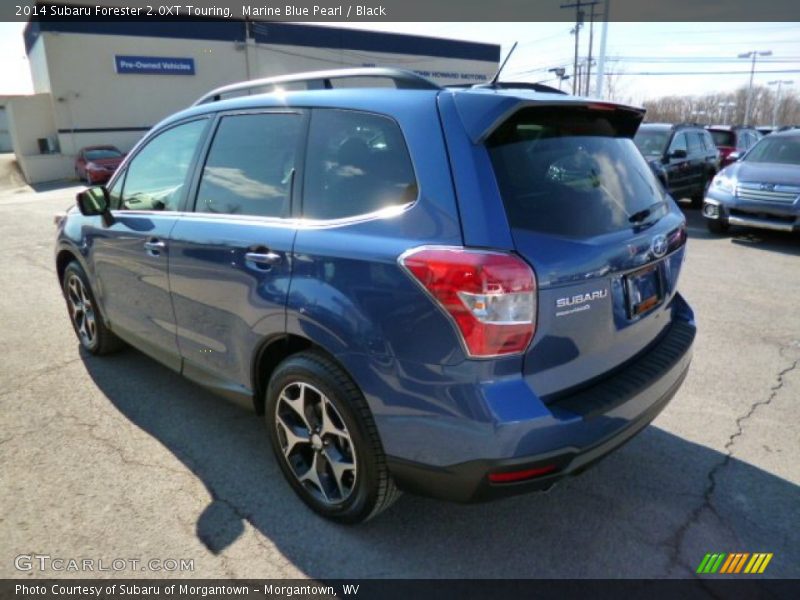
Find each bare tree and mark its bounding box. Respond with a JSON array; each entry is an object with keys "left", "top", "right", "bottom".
[
  {"left": 603, "top": 67, "right": 631, "bottom": 104},
  {"left": 642, "top": 85, "right": 800, "bottom": 127}
]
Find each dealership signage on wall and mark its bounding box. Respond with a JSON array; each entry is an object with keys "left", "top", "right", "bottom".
[{"left": 114, "top": 55, "right": 195, "bottom": 75}]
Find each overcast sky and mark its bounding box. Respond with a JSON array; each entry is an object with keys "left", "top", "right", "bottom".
[{"left": 1, "top": 21, "right": 798, "bottom": 103}]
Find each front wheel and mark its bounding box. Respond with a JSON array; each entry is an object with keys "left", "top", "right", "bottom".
[
  {"left": 62, "top": 261, "right": 123, "bottom": 354},
  {"left": 265, "top": 352, "right": 400, "bottom": 523}
]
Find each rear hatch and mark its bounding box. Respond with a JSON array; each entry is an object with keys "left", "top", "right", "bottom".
[{"left": 484, "top": 104, "right": 687, "bottom": 398}]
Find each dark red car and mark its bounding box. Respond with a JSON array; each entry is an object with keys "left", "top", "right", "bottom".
[
  {"left": 706, "top": 126, "right": 762, "bottom": 168},
  {"left": 74, "top": 146, "right": 125, "bottom": 184}
]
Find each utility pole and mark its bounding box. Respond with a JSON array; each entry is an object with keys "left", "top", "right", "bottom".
[
  {"left": 585, "top": 1, "right": 598, "bottom": 96},
  {"left": 768, "top": 79, "right": 794, "bottom": 128},
  {"left": 561, "top": 1, "right": 589, "bottom": 95},
  {"left": 594, "top": 0, "right": 610, "bottom": 97},
  {"left": 738, "top": 49, "right": 772, "bottom": 126}
]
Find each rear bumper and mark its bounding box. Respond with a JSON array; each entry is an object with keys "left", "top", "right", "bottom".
[{"left": 387, "top": 318, "right": 695, "bottom": 503}]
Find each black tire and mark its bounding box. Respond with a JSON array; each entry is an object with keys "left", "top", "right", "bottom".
[
  {"left": 265, "top": 351, "right": 400, "bottom": 523},
  {"left": 62, "top": 261, "right": 124, "bottom": 355},
  {"left": 692, "top": 173, "right": 716, "bottom": 208},
  {"left": 690, "top": 180, "right": 707, "bottom": 209},
  {"left": 706, "top": 218, "right": 729, "bottom": 234}
]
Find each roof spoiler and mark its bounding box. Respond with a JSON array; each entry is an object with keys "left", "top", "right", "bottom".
[
  {"left": 193, "top": 67, "right": 441, "bottom": 106},
  {"left": 448, "top": 92, "right": 646, "bottom": 144}
]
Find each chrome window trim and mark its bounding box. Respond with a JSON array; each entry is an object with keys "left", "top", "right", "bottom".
[{"left": 110, "top": 200, "right": 416, "bottom": 229}]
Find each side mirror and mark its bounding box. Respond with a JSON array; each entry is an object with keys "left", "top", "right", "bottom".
[
  {"left": 669, "top": 149, "right": 688, "bottom": 160},
  {"left": 728, "top": 151, "right": 741, "bottom": 162},
  {"left": 76, "top": 186, "right": 114, "bottom": 226}
]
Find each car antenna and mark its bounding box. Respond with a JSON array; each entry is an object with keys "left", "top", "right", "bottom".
[{"left": 489, "top": 42, "right": 518, "bottom": 87}]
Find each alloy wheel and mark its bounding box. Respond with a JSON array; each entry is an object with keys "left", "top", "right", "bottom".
[
  {"left": 66, "top": 274, "right": 97, "bottom": 348},
  {"left": 274, "top": 381, "right": 357, "bottom": 505}
]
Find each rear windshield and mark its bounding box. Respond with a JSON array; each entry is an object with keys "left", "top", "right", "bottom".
[
  {"left": 743, "top": 136, "right": 800, "bottom": 165},
  {"left": 488, "top": 107, "right": 667, "bottom": 238},
  {"left": 633, "top": 129, "right": 669, "bottom": 157},
  {"left": 85, "top": 148, "right": 123, "bottom": 160},
  {"left": 709, "top": 130, "right": 735, "bottom": 147}
]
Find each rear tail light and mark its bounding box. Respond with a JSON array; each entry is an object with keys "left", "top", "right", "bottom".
[{"left": 399, "top": 247, "right": 537, "bottom": 358}]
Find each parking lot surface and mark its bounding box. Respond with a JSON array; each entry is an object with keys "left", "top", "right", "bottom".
[{"left": 1, "top": 167, "right": 798, "bottom": 578}]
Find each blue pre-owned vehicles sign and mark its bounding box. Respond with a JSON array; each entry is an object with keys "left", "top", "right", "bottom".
[{"left": 114, "top": 55, "right": 195, "bottom": 75}]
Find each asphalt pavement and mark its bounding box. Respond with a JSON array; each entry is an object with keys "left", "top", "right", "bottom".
[{"left": 1, "top": 162, "right": 798, "bottom": 579}]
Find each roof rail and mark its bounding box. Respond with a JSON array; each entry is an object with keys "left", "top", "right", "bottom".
[{"left": 193, "top": 68, "right": 441, "bottom": 106}]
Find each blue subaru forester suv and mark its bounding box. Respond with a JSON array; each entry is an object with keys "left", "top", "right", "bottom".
[{"left": 56, "top": 68, "right": 695, "bottom": 523}]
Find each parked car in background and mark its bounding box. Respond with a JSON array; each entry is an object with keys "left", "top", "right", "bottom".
[
  {"left": 74, "top": 145, "right": 125, "bottom": 184},
  {"left": 756, "top": 126, "right": 775, "bottom": 136},
  {"left": 706, "top": 125, "right": 762, "bottom": 169},
  {"left": 634, "top": 123, "right": 719, "bottom": 207},
  {"left": 703, "top": 128, "right": 800, "bottom": 234},
  {"left": 56, "top": 68, "right": 695, "bottom": 523}
]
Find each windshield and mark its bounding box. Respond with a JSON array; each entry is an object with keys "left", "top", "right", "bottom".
[
  {"left": 743, "top": 136, "right": 800, "bottom": 165},
  {"left": 633, "top": 129, "right": 670, "bottom": 157},
  {"left": 709, "top": 130, "right": 735, "bottom": 147},
  {"left": 489, "top": 107, "right": 667, "bottom": 238},
  {"left": 85, "top": 148, "right": 123, "bottom": 160}
]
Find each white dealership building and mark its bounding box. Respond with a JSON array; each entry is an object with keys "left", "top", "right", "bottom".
[{"left": 8, "top": 14, "right": 499, "bottom": 183}]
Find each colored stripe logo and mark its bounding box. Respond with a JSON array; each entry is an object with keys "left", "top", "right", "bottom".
[{"left": 696, "top": 552, "right": 773, "bottom": 574}]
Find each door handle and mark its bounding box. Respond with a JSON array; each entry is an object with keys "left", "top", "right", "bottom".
[
  {"left": 144, "top": 239, "right": 166, "bottom": 254},
  {"left": 245, "top": 251, "right": 282, "bottom": 267}
]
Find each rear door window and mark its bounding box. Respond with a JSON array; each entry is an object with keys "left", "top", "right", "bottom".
[
  {"left": 702, "top": 131, "right": 716, "bottom": 152},
  {"left": 487, "top": 106, "right": 667, "bottom": 238},
  {"left": 194, "top": 112, "right": 304, "bottom": 218},
  {"left": 302, "top": 109, "right": 418, "bottom": 220},
  {"left": 688, "top": 132, "right": 705, "bottom": 156}
]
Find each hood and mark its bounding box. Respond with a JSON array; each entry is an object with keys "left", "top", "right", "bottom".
[{"left": 725, "top": 161, "right": 800, "bottom": 185}]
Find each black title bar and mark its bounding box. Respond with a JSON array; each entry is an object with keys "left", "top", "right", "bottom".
[{"left": 5, "top": 0, "right": 800, "bottom": 22}]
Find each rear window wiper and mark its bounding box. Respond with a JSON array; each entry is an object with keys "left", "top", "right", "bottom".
[{"left": 629, "top": 202, "right": 663, "bottom": 224}]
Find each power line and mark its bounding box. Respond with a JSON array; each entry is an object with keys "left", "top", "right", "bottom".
[
  {"left": 605, "top": 56, "right": 800, "bottom": 63},
  {"left": 606, "top": 69, "right": 800, "bottom": 76},
  {"left": 610, "top": 24, "right": 800, "bottom": 36},
  {"left": 611, "top": 39, "right": 800, "bottom": 48}
]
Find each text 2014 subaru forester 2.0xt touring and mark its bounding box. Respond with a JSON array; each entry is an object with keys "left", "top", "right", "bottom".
[{"left": 55, "top": 68, "right": 695, "bottom": 523}]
